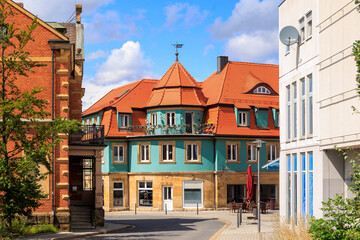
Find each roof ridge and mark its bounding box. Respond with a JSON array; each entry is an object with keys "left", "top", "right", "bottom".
[
  {"left": 178, "top": 62, "right": 198, "bottom": 87},
  {"left": 229, "top": 61, "right": 279, "bottom": 67}
]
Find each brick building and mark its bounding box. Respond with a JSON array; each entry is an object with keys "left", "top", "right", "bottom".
[
  {"left": 3, "top": 1, "right": 105, "bottom": 231},
  {"left": 82, "top": 56, "right": 280, "bottom": 212}
]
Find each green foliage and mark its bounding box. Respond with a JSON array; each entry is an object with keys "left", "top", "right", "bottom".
[
  {"left": 308, "top": 148, "right": 360, "bottom": 239},
  {"left": 0, "top": 0, "right": 80, "bottom": 236}
]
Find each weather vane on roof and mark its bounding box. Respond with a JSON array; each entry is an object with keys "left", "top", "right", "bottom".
[{"left": 172, "top": 42, "right": 183, "bottom": 62}]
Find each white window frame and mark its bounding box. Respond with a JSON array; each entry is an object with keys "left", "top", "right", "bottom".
[
  {"left": 186, "top": 143, "right": 198, "bottom": 161},
  {"left": 299, "top": 17, "right": 305, "bottom": 43},
  {"left": 151, "top": 113, "right": 157, "bottom": 126},
  {"left": 239, "top": 112, "right": 248, "bottom": 126},
  {"left": 267, "top": 144, "right": 277, "bottom": 162},
  {"left": 113, "top": 145, "right": 125, "bottom": 163},
  {"left": 119, "top": 114, "right": 129, "bottom": 128},
  {"left": 227, "top": 144, "right": 238, "bottom": 162},
  {"left": 286, "top": 85, "right": 291, "bottom": 140},
  {"left": 138, "top": 181, "right": 153, "bottom": 207},
  {"left": 306, "top": 11, "right": 312, "bottom": 39},
  {"left": 113, "top": 182, "right": 124, "bottom": 207},
  {"left": 254, "top": 86, "right": 271, "bottom": 94},
  {"left": 247, "top": 144, "right": 257, "bottom": 162},
  {"left": 292, "top": 82, "right": 297, "bottom": 139},
  {"left": 300, "top": 78, "right": 306, "bottom": 137},
  {"left": 166, "top": 112, "right": 175, "bottom": 127},
  {"left": 140, "top": 144, "right": 150, "bottom": 163},
  {"left": 162, "top": 144, "right": 174, "bottom": 162},
  {"left": 308, "top": 74, "right": 313, "bottom": 135}
]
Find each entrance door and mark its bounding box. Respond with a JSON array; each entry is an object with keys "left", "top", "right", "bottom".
[
  {"left": 163, "top": 186, "right": 173, "bottom": 211},
  {"left": 185, "top": 112, "right": 193, "bottom": 134}
]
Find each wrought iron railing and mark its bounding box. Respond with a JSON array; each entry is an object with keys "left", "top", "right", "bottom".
[{"left": 69, "top": 125, "right": 105, "bottom": 145}]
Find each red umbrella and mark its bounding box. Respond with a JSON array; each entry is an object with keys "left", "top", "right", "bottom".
[{"left": 246, "top": 165, "right": 254, "bottom": 202}]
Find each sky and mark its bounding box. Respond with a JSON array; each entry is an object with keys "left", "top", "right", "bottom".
[{"left": 20, "top": 0, "right": 282, "bottom": 110}]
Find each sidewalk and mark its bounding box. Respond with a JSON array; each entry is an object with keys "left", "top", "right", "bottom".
[
  {"left": 19, "top": 222, "right": 132, "bottom": 240},
  {"left": 107, "top": 209, "right": 279, "bottom": 240}
]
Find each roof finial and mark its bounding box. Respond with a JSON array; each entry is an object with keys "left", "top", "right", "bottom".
[{"left": 172, "top": 42, "right": 183, "bottom": 62}]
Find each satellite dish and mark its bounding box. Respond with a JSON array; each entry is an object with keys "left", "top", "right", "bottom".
[{"left": 279, "top": 26, "right": 299, "bottom": 46}]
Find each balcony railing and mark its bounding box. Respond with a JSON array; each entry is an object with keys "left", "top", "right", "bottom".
[
  {"left": 69, "top": 125, "right": 105, "bottom": 145},
  {"left": 124, "top": 123, "right": 214, "bottom": 136}
]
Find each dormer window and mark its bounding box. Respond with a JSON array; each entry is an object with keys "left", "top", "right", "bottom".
[
  {"left": 254, "top": 86, "right": 271, "bottom": 94},
  {"left": 119, "top": 114, "right": 129, "bottom": 128}
]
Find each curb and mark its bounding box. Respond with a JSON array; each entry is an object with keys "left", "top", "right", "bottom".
[
  {"left": 209, "top": 218, "right": 231, "bottom": 240},
  {"left": 50, "top": 225, "right": 133, "bottom": 240}
]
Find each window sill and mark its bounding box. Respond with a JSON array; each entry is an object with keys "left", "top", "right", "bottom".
[
  {"left": 185, "top": 161, "right": 202, "bottom": 164},
  {"left": 247, "top": 161, "right": 257, "bottom": 164},
  {"left": 138, "top": 161, "right": 151, "bottom": 164},
  {"left": 112, "top": 162, "right": 127, "bottom": 165},
  {"left": 159, "top": 161, "right": 176, "bottom": 164},
  {"left": 226, "top": 160, "right": 240, "bottom": 164}
]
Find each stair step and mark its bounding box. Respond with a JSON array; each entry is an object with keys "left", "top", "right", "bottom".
[{"left": 71, "top": 223, "right": 95, "bottom": 230}]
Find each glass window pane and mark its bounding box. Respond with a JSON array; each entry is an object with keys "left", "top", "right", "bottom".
[
  {"left": 168, "top": 145, "right": 173, "bottom": 160},
  {"left": 184, "top": 189, "right": 201, "bottom": 204},
  {"left": 147, "top": 182, "right": 152, "bottom": 188},
  {"left": 114, "top": 182, "right": 123, "bottom": 189},
  {"left": 139, "top": 182, "right": 145, "bottom": 188},
  {"left": 187, "top": 145, "right": 192, "bottom": 160},
  {"left": 309, "top": 152, "right": 313, "bottom": 171},
  {"left": 162, "top": 145, "right": 167, "bottom": 160},
  {"left": 193, "top": 145, "right": 198, "bottom": 160},
  {"left": 113, "top": 190, "right": 123, "bottom": 207}
]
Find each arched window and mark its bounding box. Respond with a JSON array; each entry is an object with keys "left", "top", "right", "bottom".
[{"left": 254, "top": 86, "right": 271, "bottom": 94}]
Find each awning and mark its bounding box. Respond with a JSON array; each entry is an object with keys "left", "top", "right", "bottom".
[{"left": 262, "top": 158, "right": 279, "bottom": 170}]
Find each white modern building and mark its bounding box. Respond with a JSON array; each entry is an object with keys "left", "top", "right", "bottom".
[{"left": 279, "top": 0, "right": 360, "bottom": 220}]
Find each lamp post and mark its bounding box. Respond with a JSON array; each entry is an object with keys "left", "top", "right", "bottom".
[{"left": 253, "top": 139, "right": 265, "bottom": 233}]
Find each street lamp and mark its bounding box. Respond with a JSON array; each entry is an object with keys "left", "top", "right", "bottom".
[{"left": 253, "top": 139, "right": 265, "bottom": 233}]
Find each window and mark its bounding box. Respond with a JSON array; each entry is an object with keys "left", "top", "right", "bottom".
[
  {"left": 138, "top": 142, "right": 150, "bottom": 163},
  {"left": 247, "top": 143, "right": 257, "bottom": 163},
  {"left": 254, "top": 86, "right": 271, "bottom": 94},
  {"left": 138, "top": 181, "right": 153, "bottom": 207},
  {"left": 309, "top": 152, "right": 313, "bottom": 216},
  {"left": 166, "top": 112, "right": 175, "bottom": 127},
  {"left": 292, "top": 82, "right": 297, "bottom": 138},
  {"left": 83, "top": 158, "right": 93, "bottom": 191},
  {"left": 151, "top": 113, "right": 157, "bottom": 126},
  {"left": 293, "top": 153, "right": 298, "bottom": 221},
  {"left": 287, "top": 154, "right": 291, "bottom": 219},
  {"left": 267, "top": 144, "right": 278, "bottom": 162},
  {"left": 113, "top": 144, "right": 127, "bottom": 164},
  {"left": 301, "top": 153, "right": 306, "bottom": 217},
  {"left": 301, "top": 78, "right": 306, "bottom": 137},
  {"left": 306, "top": 11, "right": 312, "bottom": 39},
  {"left": 286, "top": 85, "right": 291, "bottom": 139},
  {"left": 119, "top": 114, "right": 129, "bottom": 128},
  {"left": 113, "top": 182, "right": 123, "bottom": 207},
  {"left": 308, "top": 74, "right": 313, "bottom": 135},
  {"left": 239, "top": 112, "right": 248, "bottom": 126},
  {"left": 226, "top": 141, "right": 240, "bottom": 162},
  {"left": 183, "top": 181, "right": 203, "bottom": 208},
  {"left": 185, "top": 141, "right": 201, "bottom": 163},
  {"left": 159, "top": 141, "right": 175, "bottom": 163},
  {"left": 299, "top": 17, "right": 305, "bottom": 43}
]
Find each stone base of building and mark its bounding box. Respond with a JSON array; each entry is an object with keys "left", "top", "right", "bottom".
[
  {"left": 28, "top": 212, "right": 54, "bottom": 225},
  {"left": 94, "top": 207, "right": 105, "bottom": 227}
]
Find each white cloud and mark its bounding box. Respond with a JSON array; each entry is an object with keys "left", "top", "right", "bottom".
[
  {"left": 86, "top": 50, "right": 107, "bottom": 60},
  {"left": 84, "top": 10, "right": 144, "bottom": 43},
  {"left": 224, "top": 30, "right": 278, "bottom": 62},
  {"left": 82, "top": 81, "right": 123, "bottom": 111},
  {"left": 21, "top": 0, "right": 112, "bottom": 22},
  {"left": 164, "top": 3, "right": 208, "bottom": 29},
  {"left": 209, "top": 0, "right": 280, "bottom": 40},
  {"left": 203, "top": 44, "right": 214, "bottom": 56}
]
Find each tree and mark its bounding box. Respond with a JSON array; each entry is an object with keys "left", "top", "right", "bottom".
[{"left": 0, "top": 0, "right": 79, "bottom": 235}]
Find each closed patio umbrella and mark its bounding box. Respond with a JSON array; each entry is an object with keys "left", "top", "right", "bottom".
[{"left": 246, "top": 165, "right": 254, "bottom": 202}]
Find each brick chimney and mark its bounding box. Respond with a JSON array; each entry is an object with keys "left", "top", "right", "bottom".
[
  {"left": 76, "top": 4, "right": 82, "bottom": 24},
  {"left": 217, "top": 56, "right": 228, "bottom": 74},
  {"left": 16, "top": 2, "right": 23, "bottom": 8}
]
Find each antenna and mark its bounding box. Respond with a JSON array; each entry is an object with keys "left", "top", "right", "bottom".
[
  {"left": 279, "top": 26, "right": 299, "bottom": 46},
  {"left": 172, "top": 43, "right": 184, "bottom": 61}
]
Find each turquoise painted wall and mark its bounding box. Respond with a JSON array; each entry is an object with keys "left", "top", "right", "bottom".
[
  {"left": 215, "top": 139, "right": 278, "bottom": 172},
  {"left": 129, "top": 139, "right": 214, "bottom": 172},
  {"left": 102, "top": 140, "right": 128, "bottom": 173},
  {"left": 82, "top": 113, "right": 101, "bottom": 125},
  {"left": 146, "top": 109, "right": 204, "bottom": 135}
]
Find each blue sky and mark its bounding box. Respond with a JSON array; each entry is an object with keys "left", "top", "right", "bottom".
[{"left": 21, "top": 0, "right": 282, "bottom": 110}]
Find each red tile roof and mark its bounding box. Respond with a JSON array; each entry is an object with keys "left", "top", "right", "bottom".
[{"left": 145, "top": 61, "right": 206, "bottom": 107}]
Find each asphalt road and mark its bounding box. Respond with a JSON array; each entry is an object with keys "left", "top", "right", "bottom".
[{"left": 85, "top": 215, "right": 226, "bottom": 240}]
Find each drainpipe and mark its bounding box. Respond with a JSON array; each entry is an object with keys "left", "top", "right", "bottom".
[
  {"left": 127, "top": 140, "right": 130, "bottom": 210},
  {"left": 213, "top": 138, "right": 216, "bottom": 210},
  {"left": 51, "top": 48, "right": 55, "bottom": 224}
]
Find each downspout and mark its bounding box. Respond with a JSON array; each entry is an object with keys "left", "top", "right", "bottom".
[
  {"left": 213, "top": 137, "right": 216, "bottom": 210},
  {"left": 51, "top": 48, "right": 55, "bottom": 224},
  {"left": 127, "top": 140, "right": 130, "bottom": 210}
]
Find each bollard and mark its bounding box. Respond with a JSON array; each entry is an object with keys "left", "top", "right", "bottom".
[
  {"left": 237, "top": 210, "right": 239, "bottom": 228},
  {"left": 197, "top": 203, "right": 199, "bottom": 215},
  {"left": 165, "top": 203, "right": 167, "bottom": 215},
  {"left": 240, "top": 208, "right": 242, "bottom": 225},
  {"left": 135, "top": 203, "right": 137, "bottom": 215}
]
